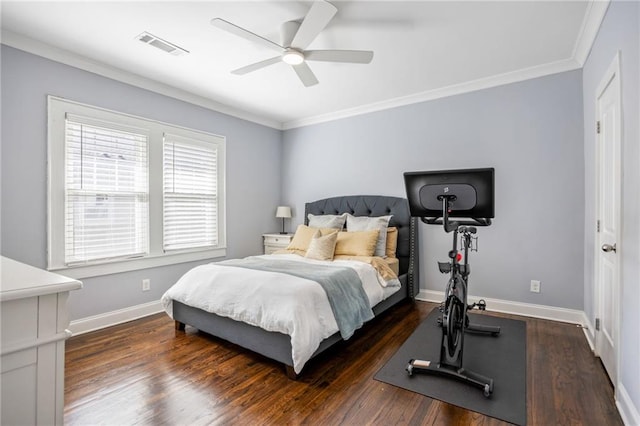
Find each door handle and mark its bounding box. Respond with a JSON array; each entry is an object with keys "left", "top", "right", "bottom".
[{"left": 601, "top": 243, "right": 617, "bottom": 253}]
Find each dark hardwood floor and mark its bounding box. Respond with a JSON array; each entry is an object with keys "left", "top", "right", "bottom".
[{"left": 65, "top": 301, "right": 623, "bottom": 425}]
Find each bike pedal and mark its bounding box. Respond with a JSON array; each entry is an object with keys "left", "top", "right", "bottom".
[{"left": 477, "top": 299, "right": 487, "bottom": 311}]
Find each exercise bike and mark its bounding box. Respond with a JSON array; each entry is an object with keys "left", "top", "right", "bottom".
[{"left": 403, "top": 168, "right": 500, "bottom": 398}]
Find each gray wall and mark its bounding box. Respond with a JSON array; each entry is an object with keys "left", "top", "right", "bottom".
[
  {"left": 282, "top": 70, "right": 585, "bottom": 310},
  {"left": 0, "top": 45, "right": 283, "bottom": 320},
  {"left": 283, "top": 71, "right": 584, "bottom": 309},
  {"left": 582, "top": 0, "right": 640, "bottom": 415}
]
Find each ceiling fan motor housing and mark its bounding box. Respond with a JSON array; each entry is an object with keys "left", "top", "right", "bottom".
[
  {"left": 282, "top": 49, "right": 305, "bottom": 65},
  {"left": 211, "top": 0, "right": 371, "bottom": 87}
]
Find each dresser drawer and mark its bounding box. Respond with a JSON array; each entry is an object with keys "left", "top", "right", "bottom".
[{"left": 1, "top": 297, "right": 38, "bottom": 344}]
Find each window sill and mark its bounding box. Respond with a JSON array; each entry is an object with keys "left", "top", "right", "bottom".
[{"left": 48, "top": 247, "right": 227, "bottom": 279}]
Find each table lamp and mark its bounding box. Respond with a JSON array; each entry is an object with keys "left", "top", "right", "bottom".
[{"left": 275, "top": 206, "right": 292, "bottom": 234}]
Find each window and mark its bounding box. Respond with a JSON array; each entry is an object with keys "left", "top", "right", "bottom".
[
  {"left": 48, "top": 96, "right": 226, "bottom": 278},
  {"left": 65, "top": 117, "right": 149, "bottom": 264},
  {"left": 163, "top": 134, "right": 218, "bottom": 251}
]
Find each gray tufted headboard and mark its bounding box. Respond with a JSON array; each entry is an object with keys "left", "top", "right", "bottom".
[{"left": 304, "top": 195, "right": 419, "bottom": 299}]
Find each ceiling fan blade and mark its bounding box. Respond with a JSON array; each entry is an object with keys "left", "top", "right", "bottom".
[
  {"left": 211, "top": 18, "right": 284, "bottom": 53},
  {"left": 280, "top": 21, "right": 299, "bottom": 49},
  {"left": 231, "top": 56, "right": 282, "bottom": 75},
  {"left": 292, "top": 62, "right": 319, "bottom": 87},
  {"left": 305, "top": 50, "right": 374, "bottom": 64},
  {"left": 290, "top": 1, "right": 337, "bottom": 49}
]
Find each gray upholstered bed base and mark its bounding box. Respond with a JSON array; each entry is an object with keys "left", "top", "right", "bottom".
[{"left": 173, "top": 195, "right": 419, "bottom": 378}]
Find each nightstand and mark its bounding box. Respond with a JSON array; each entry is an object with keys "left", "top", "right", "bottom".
[{"left": 263, "top": 233, "right": 293, "bottom": 254}]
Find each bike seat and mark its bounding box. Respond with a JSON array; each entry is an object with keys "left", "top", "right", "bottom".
[{"left": 438, "top": 262, "right": 451, "bottom": 273}]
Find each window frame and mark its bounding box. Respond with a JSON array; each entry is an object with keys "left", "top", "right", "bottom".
[
  {"left": 63, "top": 114, "right": 151, "bottom": 265},
  {"left": 163, "top": 132, "right": 221, "bottom": 252},
  {"left": 48, "top": 96, "right": 226, "bottom": 279}
]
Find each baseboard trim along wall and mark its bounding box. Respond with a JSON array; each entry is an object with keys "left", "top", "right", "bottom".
[
  {"left": 69, "top": 300, "right": 164, "bottom": 336},
  {"left": 74, "top": 291, "right": 587, "bottom": 337},
  {"left": 580, "top": 312, "right": 596, "bottom": 351},
  {"left": 416, "top": 290, "right": 586, "bottom": 325},
  {"left": 616, "top": 383, "right": 640, "bottom": 426}
]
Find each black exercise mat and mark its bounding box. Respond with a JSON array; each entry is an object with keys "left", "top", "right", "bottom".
[{"left": 375, "top": 309, "right": 527, "bottom": 425}]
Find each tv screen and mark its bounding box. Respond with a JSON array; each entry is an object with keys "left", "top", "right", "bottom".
[{"left": 404, "top": 168, "right": 495, "bottom": 220}]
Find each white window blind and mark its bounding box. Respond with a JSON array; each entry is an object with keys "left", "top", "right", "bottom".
[
  {"left": 64, "top": 115, "right": 149, "bottom": 264},
  {"left": 48, "top": 96, "right": 226, "bottom": 278},
  {"left": 163, "top": 134, "right": 218, "bottom": 251}
]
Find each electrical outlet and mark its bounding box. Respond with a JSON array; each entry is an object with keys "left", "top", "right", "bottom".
[
  {"left": 142, "top": 279, "right": 151, "bottom": 292},
  {"left": 530, "top": 280, "right": 541, "bottom": 293}
]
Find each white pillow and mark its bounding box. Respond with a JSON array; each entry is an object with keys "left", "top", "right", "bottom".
[
  {"left": 307, "top": 213, "right": 347, "bottom": 229},
  {"left": 346, "top": 214, "right": 392, "bottom": 257}
]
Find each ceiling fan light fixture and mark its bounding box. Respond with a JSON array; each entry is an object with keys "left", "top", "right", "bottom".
[
  {"left": 282, "top": 49, "right": 305, "bottom": 65},
  {"left": 214, "top": 1, "right": 370, "bottom": 86}
]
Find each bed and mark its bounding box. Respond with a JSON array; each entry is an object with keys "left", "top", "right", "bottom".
[{"left": 162, "top": 195, "right": 419, "bottom": 378}]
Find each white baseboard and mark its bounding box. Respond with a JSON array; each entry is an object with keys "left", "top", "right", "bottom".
[
  {"left": 73, "top": 292, "right": 588, "bottom": 337},
  {"left": 616, "top": 383, "right": 640, "bottom": 426},
  {"left": 580, "top": 311, "right": 596, "bottom": 352},
  {"left": 69, "top": 300, "right": 163, "bottom": 336},
  {"left": 416, "top": 289, "right": 586, "bottom": 325}
]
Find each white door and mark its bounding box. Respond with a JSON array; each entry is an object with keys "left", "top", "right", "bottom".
[{"left": 594, "top": 52, "right": 622, "bottom": 385}]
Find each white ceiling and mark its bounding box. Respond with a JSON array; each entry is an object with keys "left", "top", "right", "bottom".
[{"left": 1, "top": 1, "right": 606, "bottom": 129}]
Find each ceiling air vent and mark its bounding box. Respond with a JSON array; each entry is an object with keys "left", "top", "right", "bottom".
[{"left": 136, "top": 32, "right": 189, "bottom": 56}]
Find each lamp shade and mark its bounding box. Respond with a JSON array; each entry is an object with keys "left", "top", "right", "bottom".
[{"left": 275, "top": 206, "right": 292, "bottom": 218}]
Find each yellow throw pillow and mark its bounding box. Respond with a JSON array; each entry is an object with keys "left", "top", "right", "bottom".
[
  {"left": 386, "top": 227, "right": 398, "bottom": 258},
  {"left": 287, "top": 225, "right": 321, "bottom": 251},
  {"left": 334, "top": 230, "right": 379, "bottom": 257},
  {"left": 305, "top": 231, "right": 338, "bottom": 261}
]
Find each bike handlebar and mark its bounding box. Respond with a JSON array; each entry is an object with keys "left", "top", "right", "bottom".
[
  {"left": 420, "top": 217, "right": 491, "bottom": 228},
  {"left": 419, "top": 195, "right": 491, "bottom": 233}
]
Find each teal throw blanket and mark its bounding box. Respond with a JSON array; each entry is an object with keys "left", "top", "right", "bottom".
[{"left": 221, "top": 257, "right": 374, "bottom": 339}]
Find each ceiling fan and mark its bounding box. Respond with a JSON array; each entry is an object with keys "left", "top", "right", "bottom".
[{"left": 211, "top": 0, "right": 373, "bottom": 87}]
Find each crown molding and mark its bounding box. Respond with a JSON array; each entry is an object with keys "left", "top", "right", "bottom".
[
  {"left": 0, "top": 30, "right": 283, "bottom": 130},
  {"left": 282, "top": 57, "right": 582, "bottom": 129},
  {"left": 2, "top": 0, "right": 609, "bottom": 132},
  {"left": 281, "top": 0, "right": 610, "bottom": 129},
  {"left": 572, "top": 0, "right": 611, "bottom": 66}
]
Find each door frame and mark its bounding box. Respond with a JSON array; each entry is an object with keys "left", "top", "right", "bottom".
[{"left": 593, "top": 50, "right": 623, "bottom": 388}]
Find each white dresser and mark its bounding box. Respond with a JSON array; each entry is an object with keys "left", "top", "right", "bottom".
[
  {"left": 262, "top": 233, "right": 294, "bottom": 254},
  {"left": 1, "top": 257, "right": 82, "bottom": 426}
]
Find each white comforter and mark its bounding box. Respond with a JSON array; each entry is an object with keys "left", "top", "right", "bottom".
[{"left": 161, "top": 254, "right": 400, "bottom": 374}]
